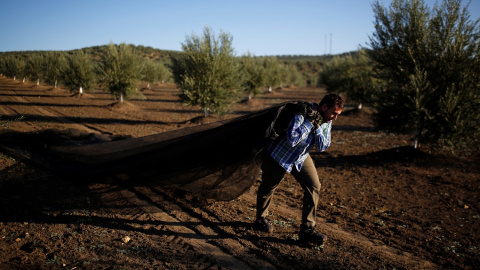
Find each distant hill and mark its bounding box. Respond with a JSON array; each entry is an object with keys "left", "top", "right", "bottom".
[
  {"left": 0, "top": 44, "right": 360, "bottom": 87},
  {"left": 0, "top": 44, "right": 181, "bottom": 64},
  {"left": 1, "top": 44, "right": 355, "bottom": 63}
]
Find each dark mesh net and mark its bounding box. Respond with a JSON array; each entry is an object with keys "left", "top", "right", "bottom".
[{"left": 0, "top": 101, "right": 310, "bottom": 200}]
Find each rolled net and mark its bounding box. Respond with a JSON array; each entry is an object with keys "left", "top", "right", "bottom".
[{"left": 0, "top": 101, "right": 309, "bottom": 200}]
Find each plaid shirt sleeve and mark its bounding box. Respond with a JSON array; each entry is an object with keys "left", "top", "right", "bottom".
[
  {"left": 267, "top": 114, "right": 331, "bottom": 173},
  {"left": 286, "top": 114, "right": 314, "bottom": 147},
  {"left": 313, "top": 121, "right": 332, "bottom": 152}
]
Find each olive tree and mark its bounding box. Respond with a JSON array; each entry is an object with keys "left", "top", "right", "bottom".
[
  {"left": 44, "top": 52, "right": 66, "bottom": 88},
  {"left": 25, "top": 54, "right": 46, "bottom": 86},
  {"left": 368, "top": 0, "right": 480, "bottom": 151},
  {"left": 141, "top": 59, "right": 171, "bottom": 89},
  {"left": 170, "top": 26, "right": 240, "bottom": 116},
  {"left": 284, "top": 64, "right": 304, "bottom": 87},
  {"left": 62, "top": 51, "right": 96, "bottom": 94},
  {"left": 1, "top": 55, "right": 25, "bottom": 81},
  {"left": 157, "top": 61, "right": 172, "bottom": 83},
  {"left": 141, "top": 59, "right": 158, "bottom": 89},
  {"left": 99, "top": 43, "right": 142, "bottom": 103},
  {"left": 262, "top": 57, "right": 280, "bottom": 92},
  {"left": 320, "top": 50, "right": 380, "bottom": 109},
  {"left": 239, "top": 53, "right": 265, "bottom": 100}
]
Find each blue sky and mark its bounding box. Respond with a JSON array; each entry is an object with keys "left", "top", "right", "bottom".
[{"left": 1, "top": 0, "right": 479, "bottom": 56}]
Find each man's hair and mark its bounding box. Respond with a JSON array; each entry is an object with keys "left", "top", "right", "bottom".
[{"left": 319, "top": 94, "right": 344, "bottom": 109}]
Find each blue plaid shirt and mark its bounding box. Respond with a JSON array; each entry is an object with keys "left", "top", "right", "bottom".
[{"left": 266, "top": 113, "right": 331, "bottom": 173}]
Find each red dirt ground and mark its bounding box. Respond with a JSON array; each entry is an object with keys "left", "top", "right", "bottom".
[{"left": 0, "top": 75, "right": 479, "bottom": 269}]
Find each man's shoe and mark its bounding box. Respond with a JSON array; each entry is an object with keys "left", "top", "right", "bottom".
[
  {"left": 298, "top": 226, "right": 328, "bottom": 245},
  {"left": 254, "top": 217, "right": 273, "bottom": 233}
]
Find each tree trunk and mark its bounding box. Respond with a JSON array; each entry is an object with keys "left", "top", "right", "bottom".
[
  {"left": 120, "top": 93, "right": 124, "bottom": 103},
  {"left": 14, "top": 76, "right": 16, "bottom": 81},
  {"left": 79, "top": 86, "right": 83, "bottom": 94},
  {"left": 55, "top": 80, "right": 57, "bottom": 88},
  {"left": 413, "top": 129, "right": 420, "bottom": 149},
  {"left": 147, "top": 82, "right": 150, "bottom": 89}
]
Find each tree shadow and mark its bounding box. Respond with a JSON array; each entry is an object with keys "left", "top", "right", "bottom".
[
  {"left": 0, "top": 93, "right": 68, "bottom": 98},
  {"left": 332, "top": 125, "right": 376, "bottom": 132},
  {"left": 0, "top": 101, "right": 108, "bottom": 108},
  {"left": 0, "top": 113, "right": 221, "bottom": 127}
]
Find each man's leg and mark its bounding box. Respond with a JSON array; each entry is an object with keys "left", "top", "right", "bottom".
[
  {"left": 291, "top": 154, "right": 321, "bottom": 229},
  {"left": 256, "top": 152, "right": 285, "bottom": 220},
  {"left": 291, "top": 154, "right": 327, "bottom": 244}
]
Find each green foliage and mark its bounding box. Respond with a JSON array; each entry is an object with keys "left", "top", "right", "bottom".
[
  {"left": 238, "top": 53, "right": 265, "bottom": 99},
  {"left": 156, "top": 61, "right": 173, "bottom": 83},
  {"left": 262, "top": 57, "right": 280, "bottom": 90},
  {"left": 141, "top": 59, "right": 172, "bottom": 88},
  {"left": 44, "top": 52, "right": 67, "bottom": 87},
  {"left": 368, "top": 0, "right": 480, "bottom": 152},
  {"left": 25, "top": 54, "right": 45, "bottom": 83},
  {"left": 1, "top": 45, "right": 321, "bottom": 92},
  {"left": 284, "top": 64, "right": 305, "bottom": 87},
  {"left": 260, "top": 57, "right": 305, "bottom": 90},
  {"left": 141, "top": 59, "right": 159, "bottom": 88},
  {"left": 170, "top": 26, "right": 240, "bottom": 115},
  {"left": 0, "top": 115, "right": 25, "bottom": 128},
  {"left": 320, "top": 50, "right": 380, "bottom": 108},
  {"left": 297, "top": 60, "right": 322, "bottom": 86},
  {"left": 99, "top": 43, "right": 142, "bottom": 102},
  {"left": 62, "top": 51, "right": 96, "bottom": 93},
  {"left": 0, "top": 55, "right": 26, "bottom": 80},
  {"left": 80, "top": 44, "right": 176, "bottom": 65}
]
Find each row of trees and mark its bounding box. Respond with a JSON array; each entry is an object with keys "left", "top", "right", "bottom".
[
  {"left": 0, "top": 45, "right": 173, "bottom": 100},
  {"left": 319, "top": 0, "right": 479, "bottom": 153},
  {"left": 239, "top": 53, "right": 305, "bottom": 99},
  {"left": 1, "top": 42, "right": 306, "bottom": 112}
]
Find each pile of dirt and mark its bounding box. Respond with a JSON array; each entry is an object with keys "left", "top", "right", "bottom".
[
  {"left": 70, "top": 92, "right": 95, "bottom": 99},
  {"left": 107, "top": 101, "right": 139, "bottom": 112}
]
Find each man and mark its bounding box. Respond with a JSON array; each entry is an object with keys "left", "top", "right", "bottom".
[{"left": 254, "top": 94, "right": 344, "bottom": 245}]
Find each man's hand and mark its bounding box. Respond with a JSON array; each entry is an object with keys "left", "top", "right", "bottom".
[{"left": 306, "top": 110, "right": 322, "bottom": 130}]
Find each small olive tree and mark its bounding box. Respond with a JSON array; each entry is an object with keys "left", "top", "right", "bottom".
[
  {"left": 62, "top": 51, "right": 96, "bottom": 94},
  {"left": 99, "top": 43, "right": 142, "bottom": 103},
  {"left": 141, "top": 59, "right": 171, "bottom": 89},
  {"left": 1, "top": 55, "right": 25, "bottom": 81},
  {"left": 141, "top": 59, "right": 159, "bottom": 89},
  {"left": 262, "top": 57, "right": 280, "bottom": 92},
  {"left": 368, "top": 0, "right": 480, "bottom": 151},
  {"left": 170, "top": 26, "right": 240, "bottom": 116},
  {"left": 320, "top": 50, "right": 380, "bottom": 109},
  {"left": 25, "top": 54, "right": 45, "bottom": 85},
  {"left": 157, "top": 61, "right": 172, "bottom": 83},
  {"left": 284, "top": 64, "right": 304, "bottom": 87},
  {"left": 44, "top": 52, "right": 66, "bottom": 88},
  {"left": 239, "top": 53, "right": 265, "bottom": 100}
]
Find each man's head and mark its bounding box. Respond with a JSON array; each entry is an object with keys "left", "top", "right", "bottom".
[{"left": 317, "top": 94, "right": 344, "bottom": 122}]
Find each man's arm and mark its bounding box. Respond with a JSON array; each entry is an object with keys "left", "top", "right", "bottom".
[
  {"left": 313, "top": 122, "right": 332, "bottom": 152},
  {"left": 286, "top": 114, "right": 315, "bottom": 147}
]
